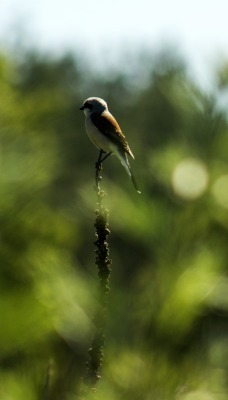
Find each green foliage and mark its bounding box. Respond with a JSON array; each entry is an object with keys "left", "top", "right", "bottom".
[{"left": 0, "top": 48, "right": 227, "bottom": 399}]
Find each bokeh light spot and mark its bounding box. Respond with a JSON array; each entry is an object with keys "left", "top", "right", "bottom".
[{"left": 172, "top": 158, "right": 209, "bottom": 200}]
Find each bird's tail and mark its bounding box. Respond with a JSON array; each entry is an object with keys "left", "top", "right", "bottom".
[{"left": 119, "top": 152, "right": 141, "bottom": 194}]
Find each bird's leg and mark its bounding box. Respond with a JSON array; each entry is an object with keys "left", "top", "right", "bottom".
[
  {"left": 95, "top": 150, "right": 112, "bottom": 192},
  {"left": 100, "top": 152, "right": 112, "bottom": 163},
  {"left": 95, "top": 150, "right": 104, "bottom": 191},
  {"left": 97, "top": 149, "right": 104, "bottom": 165}
]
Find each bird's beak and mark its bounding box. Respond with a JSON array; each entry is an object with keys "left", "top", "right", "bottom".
[{"left": 79, "top": 105, "right": 84, "bottom": 110}]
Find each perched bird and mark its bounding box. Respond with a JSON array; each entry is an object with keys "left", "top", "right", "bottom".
[{"left": 80, "top": 97, "right": 140, "bottom": 193}]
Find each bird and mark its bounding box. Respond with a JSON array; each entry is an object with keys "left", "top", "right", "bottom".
[{"left": 79, "top": 97, "right": 141, "bottom": 193}]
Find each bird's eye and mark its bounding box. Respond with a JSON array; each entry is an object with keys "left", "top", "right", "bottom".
[{"left": 85, "top": 102, "right": 92, "bottom": 110}]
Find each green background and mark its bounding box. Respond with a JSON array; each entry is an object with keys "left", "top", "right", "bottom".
[{"left": 0, "top": 48, "right": 228, "bottom": 399}]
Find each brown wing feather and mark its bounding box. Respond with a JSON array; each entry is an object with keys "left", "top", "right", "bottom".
[{"left": 91, "top": 112, "right": 134, "bottom": 159}]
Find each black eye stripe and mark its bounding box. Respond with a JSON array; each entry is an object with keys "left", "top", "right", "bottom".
[{"left": 84, "top": 102, "right": 92, "bottom": 109}]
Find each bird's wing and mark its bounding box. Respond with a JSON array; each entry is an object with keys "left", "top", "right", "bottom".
[{"left": 90, "top": 111, "right": 134, "bottom": 159}]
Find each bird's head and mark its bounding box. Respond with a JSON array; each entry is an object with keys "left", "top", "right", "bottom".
[{"left": 79, "top": 97, "right": 108, "bottom": 116}]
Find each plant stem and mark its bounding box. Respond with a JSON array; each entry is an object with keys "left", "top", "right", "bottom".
[{"left": 86, "top": 151, "right": 112, "bottom": 388}]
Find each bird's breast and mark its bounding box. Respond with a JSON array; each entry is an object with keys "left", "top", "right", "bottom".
[{"left": 85, "top": 117, "right": 116, "bottom": 153}]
